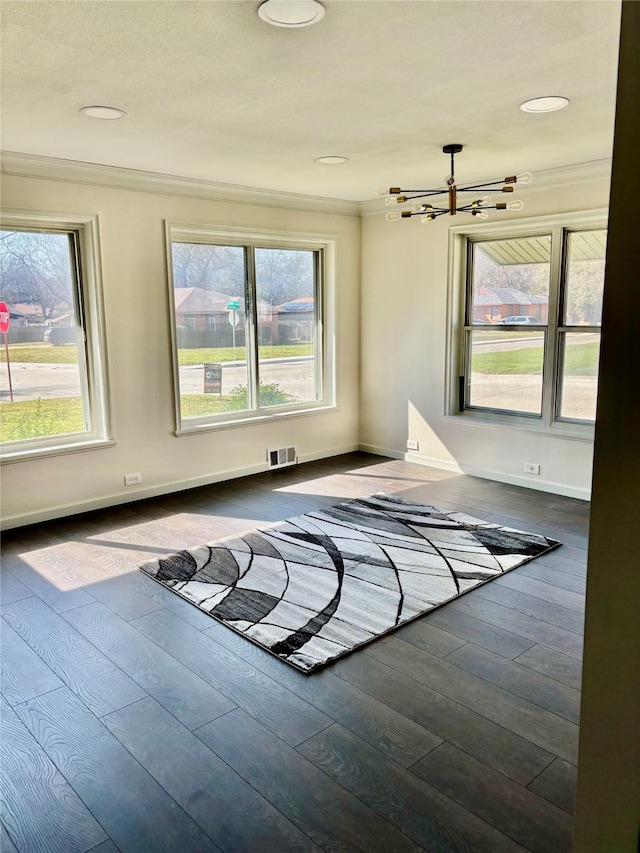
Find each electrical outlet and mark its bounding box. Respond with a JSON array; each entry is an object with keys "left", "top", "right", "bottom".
[
  {"left": 124, "top": 472, "right": 142, "bottom": 487},
  {"left": 524, "top": 463, "right": 540, "bottom": 475},
  {"left": 407, "top": 439, "right": 419, "bottom": 451}
]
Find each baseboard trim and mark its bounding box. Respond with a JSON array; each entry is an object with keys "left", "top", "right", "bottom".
[
  {"left": 297, "top": 443, "right": 360, "bottom": 464},
  {"left": 0, "top": 462, "right": 256, "bottom": 530},
  {"left": 358, "top": 443, "right": 464, "bottom": 472},
  {"left": 358, "top": 443, "right": 405, "bottom": 461},
  {"left": 358, "top": 443, "right": 591, "bottom": 500},
  {"left": 0, "top": 444, "right": 361, "bottom": 530},
  {"left": 461, "top": 465, "right": 591, "bottom": 501},
  {"left": 1, "top": 442, "right": 590, "bottom": 530}
]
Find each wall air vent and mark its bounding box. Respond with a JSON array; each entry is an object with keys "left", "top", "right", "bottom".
[{"left": 268, "top": 446, "right": 297, "bottom": 470}]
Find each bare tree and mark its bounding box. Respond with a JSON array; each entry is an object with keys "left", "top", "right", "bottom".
[
  {"left": 171, "top": 243, "right": 245, "bottom": 294},
  {"left": 171, "top": 242, "right": 314, "bottom": 305},
  {"left": 255, "top": 248, "right": 313, "bottom": 305},
  {"left": 473, "top": 247, "right": 550, "bottom": 297},
  {"left": 565, "top": 259, "right": 605, "bottom": 325},
  {"left": 0, "top": 230, "right": 74, "bottom": 319}
]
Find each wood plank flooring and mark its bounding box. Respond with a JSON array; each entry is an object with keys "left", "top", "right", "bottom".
[{"left": 0, "top": 453, "right": 587, "bottom": 852}]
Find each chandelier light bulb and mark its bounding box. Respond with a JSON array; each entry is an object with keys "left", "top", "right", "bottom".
[
  {"left": 386, "top": 212, "right": 403, "bottom": 222},
  {"left": 420, "top": 213, "right": 437, "bottom": 223},
  {"left": 516, "top": 172, "right": 533, "bottom": 184},
  {"left": 385, "top": 195, "right": 407, "bottom": 207},
  {"left": 506, "top": 200, "right": 524, "bottom": 211},
  {"left": 472, "top": 210, "right": 489, "bottom": 220},
  {"left": 376, "top": 187, "right": 391, "bottom": 197},
  {"left": 479, "top": 195, "right": 493, "bottom": 206},
  {"left": 409, "top": 201, "right": 425, "bottom": 213}
]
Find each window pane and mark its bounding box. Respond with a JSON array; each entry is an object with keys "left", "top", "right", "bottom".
[
  {"left": 470, "top": 237, "right": 551, "bottom": 326},
  {"left": 171, "top": 242, "right": 250, "bottom": 419},
  {"left": 255, "top": 248, "right": 318, "bottom": 408},
  {"left": 559, "top": 332, "right": 600, "bottom": 421},
  {"left": 0, "top": 229, "right": 88, "bottom": 443},
  {"left": 564, "top": 230, "right": 606, "bottom": 326},
  {"left": 468, "top": 329, "right": 544, "bottom": 415}
]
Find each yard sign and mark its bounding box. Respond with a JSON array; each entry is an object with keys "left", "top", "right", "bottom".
[
  {"left": 204, "top": 363, "right": 222, "bottom": 395},
  {"left": 0, "top": 301, "right": 13, "bottom": 402}
]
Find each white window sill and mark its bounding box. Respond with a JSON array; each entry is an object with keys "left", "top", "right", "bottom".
[
  {"left": 1, "top": 437, "right": 117, "bottom": 465},
  {"left": 176, "top": 403, "right": 339, "bottom": 436},
  {"left": 443, "top": 411, "right": 595, "bottom": 442}
]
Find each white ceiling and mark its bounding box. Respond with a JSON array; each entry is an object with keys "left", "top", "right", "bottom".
[{"left": 0, "top": 0, "right": 621, "bottom": 202}]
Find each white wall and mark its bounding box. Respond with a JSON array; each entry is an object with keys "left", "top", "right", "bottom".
[
  {"left": 360, "top": 175, "right": 611, "bottom": 498},
  {"left": 0, "top": 172, "right": 361, "bottom": 527}
]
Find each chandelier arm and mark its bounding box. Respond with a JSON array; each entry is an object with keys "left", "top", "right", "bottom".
[
  {"left": 455, "top": 180, "right": 508, "bottom": 192},
  {"left": 410, "top": 209, "right": 450, "bottom": 217},
  {"left": 456, "top": 204, "right": 499, "bottom": 212},
  {"left": 399, "top": 189, "right": 449, "bottom": 198},
  {"left": 405, "top": 208, "right": 449, "bottom": 217}
]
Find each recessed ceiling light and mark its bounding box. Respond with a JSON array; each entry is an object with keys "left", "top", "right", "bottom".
[
  {"left": 80, "top": 105, "right": 127, "bottom": 120},
  {"left": 315, "top": 155, "right": 349, "bottom": 165},
  {"left": 520, "top": 96, "right": 570, "bottom": 113},
  {"left": 258, "top": 0, "right": 325, "bottom": 28}
]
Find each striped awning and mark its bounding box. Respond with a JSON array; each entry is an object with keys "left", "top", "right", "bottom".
[{"left": 479, "top": 230, "right": 606, "bottom": 265}]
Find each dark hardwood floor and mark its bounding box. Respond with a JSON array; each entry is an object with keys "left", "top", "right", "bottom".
[{"left": 0, "top": 453, "right": 588, "bottom": 852}]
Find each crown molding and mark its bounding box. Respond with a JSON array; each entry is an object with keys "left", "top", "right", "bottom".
[
  {"left": 358, "top": 157, "right": 613, "bottom": 216},
  {"left": 0, "top": 151, "right": 360, "bottom": 217}
]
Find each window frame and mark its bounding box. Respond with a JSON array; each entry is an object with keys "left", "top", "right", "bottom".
[
  {"left": 164, "top": 221, "right": 336, "bottom": 435},
  {"left": 0, "top": 209, "right": 113, "bottom": 463},
  {"left": 446, "top": 209, "right": 607, "bottom": 440}
]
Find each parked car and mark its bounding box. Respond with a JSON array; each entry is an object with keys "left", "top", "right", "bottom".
[
  {"left": 44, "top": 326, "right": 77, "bottom": 345},
  {"left": 498, "top": 315, "right": 540, "bottom": 325}
]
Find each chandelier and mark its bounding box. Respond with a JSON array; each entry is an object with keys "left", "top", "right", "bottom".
[{"left": 378, "top": 144, "right": 532, "bottom": 223}]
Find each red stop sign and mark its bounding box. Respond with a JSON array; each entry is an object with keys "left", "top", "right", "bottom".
[{"left": 0, "top": 302, "right": 10, "bottom": 335}]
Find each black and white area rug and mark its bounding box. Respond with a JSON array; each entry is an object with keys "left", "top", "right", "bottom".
[{"left": 141, "top": 494, "right": 560, "bottom": 673}]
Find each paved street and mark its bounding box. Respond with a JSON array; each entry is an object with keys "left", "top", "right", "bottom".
[
  {"left": 180, "top": 358, "right": 316, "bottom": 400},
  {"left": 473, "top": 332, "right": 600, "bottom": 352},
  {"left": 0, "top": 362, "right": 82, "bottom": 401},
  {"left": 0, "top": 357, "right": 316, "bottom": 403},
  {"left": 0, "top": 341, "right": 597, "bottom": 418},
  {"left": 469, "top": 372, "right": 597, "bottom": 419}
]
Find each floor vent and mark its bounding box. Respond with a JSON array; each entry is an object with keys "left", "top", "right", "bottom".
[{"left": 268, "top": 446, "right": 297, "bottom": 470}]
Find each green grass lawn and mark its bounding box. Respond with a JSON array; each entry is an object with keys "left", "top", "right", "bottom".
[
  {"left": 0, "top": 344, "right": 79, "bottom": 364},
  {"left": 177, "top": 344, "right": 313, "bottom": 366},
  {"left": 472, "top": 342, "right": 599, "bottom": 375},
  {"left": 0, "top": 343, "right": 312, "bottom": 366},
  {"left": 180, "top": 381, "right": 299, "bottom": 418},
  {"left": 180, "top": 395, "right": 242, "bottom": 417},
  {"left": 0, "top": 397, "right": 85, "bottom": 442}
]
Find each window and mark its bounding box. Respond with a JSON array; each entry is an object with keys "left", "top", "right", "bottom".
[
  {"left": 165, "top": 223, "right": 334, "bottom": 432},
  {"left": 450, "top": 212, "right": 606, "bottom": 434},
  {"left": 0, "top": 212, "right": 111, "bottom": 461}
]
